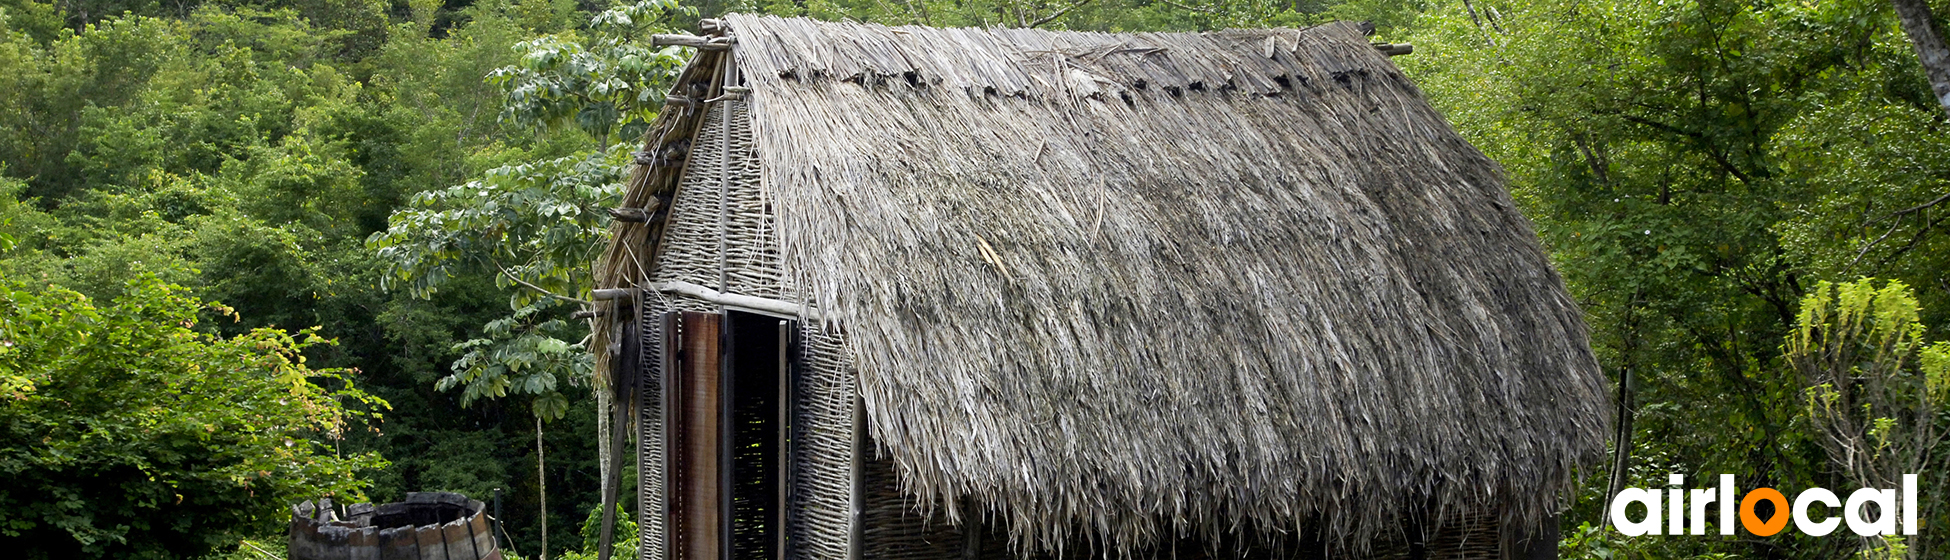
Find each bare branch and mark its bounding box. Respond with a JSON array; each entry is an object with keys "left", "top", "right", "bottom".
[
  {"left": 492, "top": 258, "right": 592, "bottom": 305},
  {"left": 1890, "top": 190, "right": 1950, "bottom": 217},
  {"left": 1155, "top": 0, "right": 1214, "bottom": 14},
  {"left": 1841, "top": 190, "right": 1949, "bottom": 275},
  {"left": 1460, "top": 0, "right": 1499, "bottom": 48},
  {"left": 1615, "top": 114, "right": 1756, "bottom": 183},
  {"left": 899, "top": 0, "right": 932, "bottom": 25},
  {"left": 866, "top": 0, "right": 904, "bottom": 25},
  {"left": 1871, "top": 209, "right": 1950, "bottom": 271},
  {"left": 1029, "top": 0, "right": 1096, "bottom": 27},
  {"left": 1842, "top": 219, "right": 1906, "bottom": 276}
]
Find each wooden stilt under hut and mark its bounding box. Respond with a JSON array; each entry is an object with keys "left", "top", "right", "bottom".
[{"left": 588, "top": 15, "right": 1610, "bottom": 560}]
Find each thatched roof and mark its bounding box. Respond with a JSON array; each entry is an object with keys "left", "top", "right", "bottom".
[{"left": 602, "top": 14, "right": 1609, "bottom": 555}]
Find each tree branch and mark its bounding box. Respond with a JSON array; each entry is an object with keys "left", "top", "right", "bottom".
[
  {"left": 1460, "top": 0, "right": 1499, "bottom": 48},
  {"left": 1029, "top": 0, "right": 1095, "bottom": 28},
  {"left": 1843, "top": 218, "right": 1910, "bottom": 276},
  {"left": 1841, "top": 190, "right": 1949, "bottom": 275},
  {"left": 492, "top": 258, "right": 592, "bottom": 305},
  {"left": 1616, "top": 114, "right": 1755, "bottom": 183},
  {"left": 1871, "top": 209, "right": 1950, "bottom": 271},
  {"left": 899, "top": 0, "right": 932, "bottom": 25},
  {"left": 1155, "top": 0, "right": 1214, "bottom": 14},
  {"left": 1890, "top": 190, "right": 1950, "bottom": 217}
]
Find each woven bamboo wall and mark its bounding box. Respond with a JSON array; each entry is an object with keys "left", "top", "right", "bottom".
[
  {"left": 636, "top": 306, "right": 665, "bottom": 560},
  {"left": 790, "top": 325, "right": 857, "bottom": 560},
  {"left": 650, "top": 94, "right": 772, "bottom": 299},
  {"left": 861, "top": 455, "right": 963, "bottom": 560},
  {"left": 1422, "top": 509, "right": 1504, "bottom": 560}
]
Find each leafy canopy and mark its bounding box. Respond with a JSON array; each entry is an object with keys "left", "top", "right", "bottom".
[
  {"left": 371, "top": 150, "right": 628, "bottom": 420},
  {"left": 0, "top": 276, "right": 387, "bottom": 559},
  {"left": 370, "top": 0, "right": 693, "bottom": 419},
  {"left": 487, "top": 0, "right": 694, "bottom": 147}
]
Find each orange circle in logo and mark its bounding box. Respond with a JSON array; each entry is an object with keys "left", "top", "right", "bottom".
[{"left": 1740, "top": 488, "right": 1791, "bottom": 536}]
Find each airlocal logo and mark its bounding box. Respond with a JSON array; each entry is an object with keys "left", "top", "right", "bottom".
[{"left": 1610, "top": 474, "right": 1919, "bottom": 537}]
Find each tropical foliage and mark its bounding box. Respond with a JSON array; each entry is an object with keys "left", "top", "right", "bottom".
[
  {"left": 1401, "top": 0, "right": 1950, "bottom": 556},
  {"left": 0, "top": 277, "right": 385, "bottom": 559}
]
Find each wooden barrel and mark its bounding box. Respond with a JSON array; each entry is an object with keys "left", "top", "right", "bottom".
[{"left": 290, "top": 492, "right": 502, "bottom": 560}]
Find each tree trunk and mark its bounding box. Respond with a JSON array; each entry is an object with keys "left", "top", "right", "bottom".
[
  {"left": 1893, "top": 0, "right": 1950, "bottom": 117},
  {"left": 537, "top": 415, "right": 549, "bottom": 560},
  {"left": 1602, "top": 365, "right": 1634, "bottom": 528},
  {"left": 597, "top": 314, "right": 630, "bottom": 560},
  {"left": 1602, "top": 297, "right": 1643, "bottom": 530},
  {"left": 596, "top": 379, "right": 612, "bottom": 514}
]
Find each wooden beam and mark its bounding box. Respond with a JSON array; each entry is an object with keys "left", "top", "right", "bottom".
[
  {"left": 609, "top": 201, "right": 661, "bottom": 223},
  {"left": 593, "top": 288, "right": 635, "bottom": 301},
  {"left": 652, "top": 280, "right": 808, "bottom": 318},
  {"left": 1373, "top": 42, "right": 1414, "bottom": 56},
  {"left": 652, "top": 34, "right": 735, "bottom": 51}
]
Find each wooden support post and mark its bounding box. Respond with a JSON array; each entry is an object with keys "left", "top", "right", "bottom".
[
  {"left": 849, "top": 392, "right": 865, "bottom": 560},
  {"left": 960, "top": 500, "right": 982, "bottom": 560},
  {"left": 597, "top": 309, "right": 637, "bottom": 560},
  {"left": 656, "top": 312, "right": 677, "bottom": 560}
]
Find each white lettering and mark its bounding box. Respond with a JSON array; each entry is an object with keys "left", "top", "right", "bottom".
[
  {"left": 1719, "top": 474, "right": 1735, "bottom": 536},
  {"left": 1844, "top": 488, "right": 1896, "bottom": 536},
  {"left": 1904, "top": 474, "right": 1918, "bottom": 535},
  {"left": 1793, "top": 488, "right": 1841, "bottom": 536},
  {"left": 1689, "top": 487, "right": 1716, "bottom": 535},
  {"left": 1669, "top": 474, "right": 1685, "bottom": 535},
  {"left": 1612, "top": 488, "right": 1663, "bottom": 536},
  {"left": 1607, "top": 474, "right": 1921, "bottom": 538}
]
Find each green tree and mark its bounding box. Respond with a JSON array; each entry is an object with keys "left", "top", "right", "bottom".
[
  {"left": 0, "top": 276, "right": 387, "bottom": 559},
  {"left": 1404, "top": 0, "right": 1949, "bottom": 557},
  {"left": 714, "top": 0, "right": 1345, "bottom": 32},
  {"left": 3, "top": 0, "right": 623, "bottom": 556},
  {"left": 370, "top": 151, "right": 625, "bottom": 421},
  {"left": 487, "top": 0, "right": 694, "bottom": 147},
  {"left": 559, "top": 503, "right": 637, "bottom": 560}
]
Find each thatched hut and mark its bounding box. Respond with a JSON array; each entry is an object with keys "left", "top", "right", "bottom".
[{"left": 588, "top": 14, "right": 1609, "bottom": 560}]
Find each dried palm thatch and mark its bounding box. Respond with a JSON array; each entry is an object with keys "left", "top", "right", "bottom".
[{"left": 597, "top": 14, "right": 1610, "bottom": 557}]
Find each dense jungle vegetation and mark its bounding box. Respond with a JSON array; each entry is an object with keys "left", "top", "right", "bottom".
[{"left": 1, "top": 0, "right": 1946, "bottom": 558}]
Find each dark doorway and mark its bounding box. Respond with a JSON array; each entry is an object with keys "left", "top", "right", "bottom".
[
  {"left": 724, "top": 310, "right": 793, "bottom": 559},
  {"left": 664, "top": 310, "right": 796, "bottom": 560}
]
